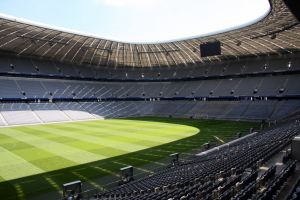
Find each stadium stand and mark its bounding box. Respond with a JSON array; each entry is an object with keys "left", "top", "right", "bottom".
[
  {"left": 0, "top": 59, "right": 299, "bottom": 125},
  {"left": 288, "top": 178, "right": 300, "bottom": 200},
  {"left": 93, "top": 120, "right": 300, "bottom": 199},
  {"left": 0, "top": 0, "right": 299, "bottom": 199},
  {"left": 0, "top": 81, "right": 299, "bottom": 124}
]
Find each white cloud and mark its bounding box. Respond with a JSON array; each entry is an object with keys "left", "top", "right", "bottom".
[{"left": 100, "top": 0, "right": 160, "bottom": 8}]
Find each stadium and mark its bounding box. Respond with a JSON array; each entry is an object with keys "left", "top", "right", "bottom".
[{"left": 0, "top": 0, "right": 300, "bottom": 199}]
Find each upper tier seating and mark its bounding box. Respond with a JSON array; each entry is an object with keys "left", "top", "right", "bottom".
[
  {"left": 1, "top": 55, "right": 299, "bottom": 80},
  {"left": 0, "top": 74, "right": 299, "bottom": 100},
  {"left": 0, "top": 55, "right": 299, "bottom": 126}
]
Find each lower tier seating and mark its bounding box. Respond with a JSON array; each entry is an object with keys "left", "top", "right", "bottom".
[
  {"left": 0, "top": 100, "right": 299, "bottom": 126},
  {"left": 94, "top": 120, "right": 300, "bottom": 200}
]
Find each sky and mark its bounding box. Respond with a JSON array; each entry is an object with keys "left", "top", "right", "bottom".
[{"left": 0, "top": 0, "right": 270, "bottom": 43}]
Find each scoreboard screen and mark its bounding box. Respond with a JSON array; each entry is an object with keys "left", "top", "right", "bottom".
[{"left": 200, "top": 41, "right": 221, "bottom": 57}]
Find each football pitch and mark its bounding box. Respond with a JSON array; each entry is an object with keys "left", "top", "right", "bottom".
[{"left": 0, "top": 117, "right": 258, "bottom": 199}]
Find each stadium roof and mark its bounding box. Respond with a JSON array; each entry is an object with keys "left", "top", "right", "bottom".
[{"left": 0, "top": 0, "right": 299, "bottom": 68}]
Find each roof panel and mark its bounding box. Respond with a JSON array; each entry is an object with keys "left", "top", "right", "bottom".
[{"left": 0, "top": 0, "right": 299, "bottom": 68}]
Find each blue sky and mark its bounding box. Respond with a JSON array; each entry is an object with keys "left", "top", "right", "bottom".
[{"left": 0, "top": 0, "right": 270, "bottom": 43}]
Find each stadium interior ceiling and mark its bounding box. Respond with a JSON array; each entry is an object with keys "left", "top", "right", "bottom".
[{"left": 0, "top": 0, "right": 299, "bottom": 69}]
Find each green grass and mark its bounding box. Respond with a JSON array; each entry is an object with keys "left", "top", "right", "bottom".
[{"left": 0, "top": 117, "right": 258, "bottom": 200}]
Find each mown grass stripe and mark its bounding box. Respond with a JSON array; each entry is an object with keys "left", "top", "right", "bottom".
[
  {"left": 14, "top": 127, "right": 129, "bottom": 158},
  {"left": 37, "top": 124, "right": 190, "bottom": 147},
  {"left": 27, "top": 126, "right": 149, "bottom": 152},
  {"left": 14, "top": 184, "right": 25, "bottom": 200},
  {"left": 91, "top": 166, "right": 120, "bottom": 178},
  {"left": 72, "top": 171, "right": 102, "bottom": 190},
  {"left": 113, "top": 161, "right": 154, "bottom": 174},
  {"left": 0, "top": 128, "right": 106, "bottom": 164},
  {"left": 128, "top": 157, "right": 166, "bottom": 166},
  {"left": 0, "top": 133, "right": 77, "bottom": 172},
  {"left": 142, "top": 152, "right": 165, "bottom": 158},
  {"left": 91, "top": 119, "right": 190, "bottom": 129},
  {"left": 50, "top": 121, "right": 199, "bottom": 144},
  {"left": 28, "top": 122, "right": 191, "bottom": 152},
  {"left": 0, "top": 146, "right": 44, "bottom": 181},
  {"left": 43, "top": 177, "right": 62, "bottom": 196},
  {"left": 56, "top": 119, "right": 197, "bottom": 137},
  {"left": 43, "top": 125, "right": 163, "bottom": 146}
]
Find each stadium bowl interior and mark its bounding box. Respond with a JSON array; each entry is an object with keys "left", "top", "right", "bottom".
[{"left": 0, "top": 0, "right": 300, "bottom": 199}]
